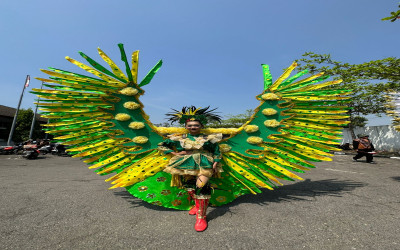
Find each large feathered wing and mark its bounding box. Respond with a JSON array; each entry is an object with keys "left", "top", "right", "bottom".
[
  {"left": 32, "top": 44, "right": 195, "bottom": 208},
  {"left": 210, "top": 62, "right": 352, "bottom": 204}
]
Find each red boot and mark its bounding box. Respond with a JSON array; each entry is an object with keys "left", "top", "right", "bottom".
[
  {"left": 194, "top": 198, "right": 209, "bottom": 232},
  {"left": 187, "top": 189, "right": 197, "bottom": 215},
  {"left": 189, "top": 198, "right": 199, "bottom": 215}
]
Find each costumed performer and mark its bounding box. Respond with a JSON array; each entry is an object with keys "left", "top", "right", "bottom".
[{"left": 157, "top": 106, "right": 223, "bottom": 232}]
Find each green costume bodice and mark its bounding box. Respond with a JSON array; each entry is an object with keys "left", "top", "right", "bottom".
[{"left": 158, "top": 133, "right": 221, "bottom": 160}]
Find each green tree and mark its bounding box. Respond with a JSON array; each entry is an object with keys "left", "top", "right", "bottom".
[
  {"left": 295, "top": 52, "right": 400, "bottom": 138},
  {"left": 12, "top": 108, "right": 46, "bottom": 143},
  {"left": 207, "top": 109, "right": 253, "bottom": 128},
  {"left": 154, "top": 122, "right": 172, "bottom": 127},
  {"left": 382, "top": 4, "right": 400, "bottom": 22}
]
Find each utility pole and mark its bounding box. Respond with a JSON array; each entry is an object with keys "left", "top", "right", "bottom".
[
  {"left": 29, "top": 81, "right": 44, "bottom": 139},
  {"left": 7, "top": 75, "right": 30, "bottom": 146},
  {"left": 44, "top": 119, "right": 50, "bottom": 140}
]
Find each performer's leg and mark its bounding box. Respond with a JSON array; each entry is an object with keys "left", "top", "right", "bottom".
[
  {"left": 195, "top": 178, "right": 212, "bottom": 197},
  {"left": 194, "top": 197, "right": 209, "bottom": 232},
  {"left": 189, "top": 198, "right": 200, "bottom": 215},
  {"left": 194, "top": 175, "right": 211, "bottom": 232},
  {"left": 196, "top": 175, "right": 209, "bottom": 188},
  {"left": 183, "top": 176, "right": 196, "bottom": 192},
  {"left": 182, "top": 176, "right": 197, "bottom": 215}
]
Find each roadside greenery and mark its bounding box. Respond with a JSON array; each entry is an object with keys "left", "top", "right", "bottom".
[
  {"left": 12, "top": 108, "right": 46, "bottom": 143},
  {"left": 207, "top": 110, "right": 253, "bottom": 128},
  {"left": 294, "top": 52, "right": 400, "bottom": 138}
]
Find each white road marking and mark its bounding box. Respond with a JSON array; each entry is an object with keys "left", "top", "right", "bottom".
[{"left": 324, "top": 168, "right": 364, "bottom": 174}]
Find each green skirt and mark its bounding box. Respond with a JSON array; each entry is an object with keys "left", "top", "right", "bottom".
[{"left": 163, "top": 152, "right": 222, "bottom": 178}]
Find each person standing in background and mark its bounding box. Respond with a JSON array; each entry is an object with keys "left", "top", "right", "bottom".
[{"left": 353, "top": 134, "right": 376, "bottom": 163}]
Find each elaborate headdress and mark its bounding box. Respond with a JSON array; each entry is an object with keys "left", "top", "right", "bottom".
[{"left": 166, "top": 106, "right": 222, "bottom": 125}]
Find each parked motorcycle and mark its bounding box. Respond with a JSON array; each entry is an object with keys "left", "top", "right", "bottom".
[
  {"left": 22, "top": 145, "right": 40, "bottom": 159},
  {"left": 51, "top": 143, "right": 69, "bottom": 156},
  {"left": 38, "top": 145, "right": 53, "bottom": 155},
  {"left": 13, "top": 143, "right": 24, "bottom": 154},
  {"left": 2, "top": 146, "right": 15, "bottom": 155},
  {"left": 1, "top": 143, "right": 23, "bottom": 155}
]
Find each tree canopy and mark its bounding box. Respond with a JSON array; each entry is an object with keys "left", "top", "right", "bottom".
[
  {"left": 382, "top": 4, "right": 400, "bottom": 22},
  {"left": 12, "top": 108, "right": 46, "bottom": 143},
  {"left": 294, "top": 52, "right": 400, "bottom": 136},
  {"left": 207, "top": 109, "right": 253, "bottom": 128}
]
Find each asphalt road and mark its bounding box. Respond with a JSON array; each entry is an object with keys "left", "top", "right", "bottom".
[{"left": 1, "top": 154, "right": 400, "bottom": 250}]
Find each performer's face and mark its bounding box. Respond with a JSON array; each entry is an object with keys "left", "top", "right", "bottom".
[{"left": 185, "top": 121, "right": 202, "bottom": 134}]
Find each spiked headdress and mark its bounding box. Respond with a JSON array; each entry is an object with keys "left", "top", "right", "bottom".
[{"left": 165, "top": 106, "right": 222, "bottom": 125}]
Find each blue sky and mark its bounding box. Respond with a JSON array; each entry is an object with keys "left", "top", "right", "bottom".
[{"left": 0, "top": 0, "right": 398, "bottom": 125}]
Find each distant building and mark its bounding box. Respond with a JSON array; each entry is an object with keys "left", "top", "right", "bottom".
[{"left": 0, "top": 105, "right": 48, "bottom": 145}]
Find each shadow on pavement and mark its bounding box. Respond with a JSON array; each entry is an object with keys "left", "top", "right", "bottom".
[
  {"left": 207, "top": 178, "right": 366, "bottom": 221},
  {"left": 391, "top": 176, "right": 400, "bottom": 182},
  {"left": 113, "top": 191, "right": 176, "bottom": 212},
  {"left": 114, "top": 178, "right": 366, "bottom": 218}
]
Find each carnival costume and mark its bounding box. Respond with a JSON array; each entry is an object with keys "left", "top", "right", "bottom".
[
  {"left": 156, "top": 107, "right": 224, "bottom": 230},
  {"left": 32, "top": 44, "right": 351, "bottom": 232},
  {"left": 160, "top": 133, "right": 222, "bottom": 177}
]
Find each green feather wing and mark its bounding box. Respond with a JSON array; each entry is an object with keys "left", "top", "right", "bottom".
[
  {"left": 219, "top": 62, "right": 351, "bottom": 195},
  {"left": 32, "top": 44, "right": 171, "bottom": 191}
]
